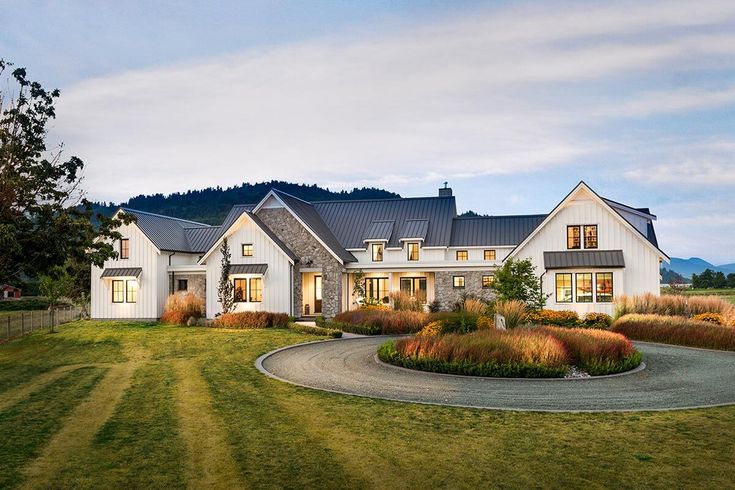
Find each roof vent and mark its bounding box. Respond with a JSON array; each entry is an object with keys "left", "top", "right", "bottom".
[{"left": 438, "top": 182, "right": 452, "bottom": 197}]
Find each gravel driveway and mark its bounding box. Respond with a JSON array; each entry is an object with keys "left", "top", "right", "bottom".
[{"left": 257, "top": 336, "right": 735, "bottom": 412}]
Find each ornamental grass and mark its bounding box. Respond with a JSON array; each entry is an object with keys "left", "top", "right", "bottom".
[
  {"left": 493, "top": 300, "right": 528, "bottom": 328},
  {"left": 611, "top": 314, "right": 735, "bottom": 351},
  {"left": 160, "top": 293, "right": 204, "bottom": 325},
  {"left": 614, "top": 293, "right": 735, "bottom": 324},
  {"left": 212, "top": 311, "right": 289, "bottom": 329},
  {"left": 332, "top": 309, "right": 430, "bottom": 335}
]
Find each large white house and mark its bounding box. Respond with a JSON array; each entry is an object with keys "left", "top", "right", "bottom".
[{"left": 91, "top": 182, "right": 668, "bottom": 320}]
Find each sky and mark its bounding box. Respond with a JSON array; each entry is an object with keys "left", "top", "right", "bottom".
[{"left": 2, "top": 0, "right": 735, "bottom": 263}]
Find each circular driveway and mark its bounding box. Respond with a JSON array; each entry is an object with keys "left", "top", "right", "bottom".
[{"left": 257, "top": 336, "right": 735, "bottom": 412}]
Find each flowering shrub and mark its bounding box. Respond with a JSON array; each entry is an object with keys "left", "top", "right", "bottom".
[
  {"left": 160, "top": 293, "right": 204, "bottom": 325},
  {"left": 212, "top": 311, "right": 289, "bottom": 329},
  {"left": 692, "top": 312, "right": 726, "bottom": 325},
  {"left": 526, "top": 309, "right": 579, "bottom": 327},
  {"left": 611, "top": 314, "right": 735, "bottom": 351},
  {"left": 417, "top": 321, "right": 443, "bottom": 337},
  {"left": 581, "top": 312, "right": 613, "bottom": 329},
  {"left": 476, "top": 316, "right": 494, "bottom": 330},
  {"left": 332, "top": 309, "right": 430, "bottom": 335}
]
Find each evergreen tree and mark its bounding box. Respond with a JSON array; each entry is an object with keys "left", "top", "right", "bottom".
[{"left": 217, "top": 238, "right": 234, "bottom": 315}]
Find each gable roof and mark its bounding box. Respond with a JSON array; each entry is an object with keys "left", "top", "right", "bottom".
[
  {"left": 120, "top": 208, "right": 214, "bottom": 253},
  {"left": 450, "top": 214, "right": 547, "bottom": 247}
]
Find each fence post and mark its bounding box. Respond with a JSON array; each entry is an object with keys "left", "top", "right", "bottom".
[
  {"left": 6, "top": 316, "right": 9, "bottom": 339},
  {"left": 21, "top": 313, "right": 25, "bottom": 334},
  {"left": 30, "top": 310, "right": 33, "bottom": 331}
]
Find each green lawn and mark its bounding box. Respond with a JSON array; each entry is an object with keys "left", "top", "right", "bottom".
[
  {"left": 662, "top": 287, "right": 735, "bottom": 305},
  {"left": 1, "top": 321, "right": 734, "bottom": 488}
]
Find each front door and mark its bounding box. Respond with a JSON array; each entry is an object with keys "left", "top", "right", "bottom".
[{"left": 314, "top": 275, "right": 322, "bottom": 314}]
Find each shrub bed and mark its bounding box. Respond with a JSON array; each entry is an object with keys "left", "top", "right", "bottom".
[
  {"left": 212, "top": 311, "right": 289, "bottom": 329},
  {"left": 526, "top": 309, "right": 579, "bottom": 327},
  {"left": 611, "top": 314, "right": 735, "bottom": 351},
  {"left": 288, "top": 323, "right": 342, "bottom": 338},
  {"left": 331, "top": 309, "right": 429, "bottom": 335},
  {"left": 160, "top": 293, "right": 204, "bottom": 325},
  {"left": 614, "top": 293, "right": 735, "bottom": 324}
]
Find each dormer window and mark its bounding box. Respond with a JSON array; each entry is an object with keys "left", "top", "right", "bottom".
[
  {"left": 407, "top": 242, "right": 419, "bottom": 261},
  {"left": 567, "top": 226, "right": 581, "bottom": 249},
  {"left": 120, "top": 239, "right": 129, "bottom": 259},
  {"left": 456, "top": 250, "right": 468, "bottom": 261},
  {"left": 584, "top": 225, "right": 598, "bottom": 249},
  {"left": 484, "top": 250, "right": 496, "bottom": 261},
  {"left": 372, "top": 243, "right": 384, "bottom": 262}
]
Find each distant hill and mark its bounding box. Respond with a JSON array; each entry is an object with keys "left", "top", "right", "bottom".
[
  {"left": 91, "top": 181, "right": 400, "bottom": 225},
  {"left": 664, "top": 257, "right": 735, "bottom": 280}
]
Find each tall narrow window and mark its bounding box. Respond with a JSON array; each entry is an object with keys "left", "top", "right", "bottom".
[
  {"left": 482, "top": 275, "right": 494, "bottom": 288},
  {"left": 112, "top": 280, "right": 125, "bottom": 303},
  {"left": 400, "top": 277, "right": 427, "bottom": 299},
  {"left": 365, "top": 277, "right": 389, "bottom": 303},
  {"left": 483, "top": 250, "right": 496, "bottom": 261},
  {"left": 556, "top": 273, "right": 573, "bottom": 303},
  {"left": 241, "top": 244, "right": 253, "bottom": 257},
  {"left": 407, "top": 242, "right": 420, "bottom": 261},
  {"left": 456, "top": 250, "right": 468, "bottom": 261},
  {"left": 453, "top": 276, "right": 465, "bottom": 288},
  {"left": 567, "top": 226, "right": 580, "bottom": 249},
  {"left": 596, "top": 273, "right": 613, "bottom": 303},
  {"left": 372, "top": 243, "right": 384, "bottom": 262},
  {"left": 575, "top": 273, "right": 593, "bottom": 303},
  {"left": 120, "top": 239, "right": 129, "bottom": 259},
  {"left": 233, "top": 278, "right": 247, "bottom": 302},
  {"left": 126, "top": 280, "right": 138, "bottom": 303},
  {"left": 249, "top": 277, "right": 262, "bottom": 302},
  {"left": 584, "top": 225, "right": 598, "bottom": 249}
]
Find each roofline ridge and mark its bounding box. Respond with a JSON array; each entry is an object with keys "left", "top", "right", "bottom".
[
  {"left": 119, "top": 207, "right": 211, "bottom": 227},
  {"left": 310, "top": 195, "right": 453, "bottom": 204},
  {"left": 454, "top": 213, "right": 548, "bottom": 220},
  {"left": 271, "top": 188, "right": 313, "bottom": 205}
]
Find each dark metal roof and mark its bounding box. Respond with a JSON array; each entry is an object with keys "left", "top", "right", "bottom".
[
  {"left": 399, "top": 219, "right": 429, "bottom": 241},
  {"left": 121, "top": 208, "right": 214, "bottom": 253},
  {"left": 312, "top": 196, "right": 456, "bottom": 249},
  {"left": 185, "top": 226, "right": 222, "bottom": 253},
  {"left": 229, "top": 264, "right": 268, "bottom": 275},
  {"left": 450, "top": 215, "right": 547, "bottom": 247},
  {"left": 543, "top": 250, "right": 625, "bottom": 269},
  {"left": 646, "top": 222, "right": 659, "bottom": 249},
  {"left": 100, "top": 267, "right": 143, "bottom": 278},
  {"left": 363, "top": 220, "right": 394, "bottom": 242}
]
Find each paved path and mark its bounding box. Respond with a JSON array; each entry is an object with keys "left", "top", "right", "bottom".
[{"left": 257, "top": 336, "right": 735, "bottom": 412}]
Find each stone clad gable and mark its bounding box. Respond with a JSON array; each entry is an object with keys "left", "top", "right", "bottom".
[{"left": 256, "top": 207, "right": 344, "bottom": 318}]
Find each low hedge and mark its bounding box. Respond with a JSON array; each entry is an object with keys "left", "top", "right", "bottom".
[
  {"left": 288, "top": 323, "right": 342, "bottom": 338},
  {"left": 525, "top": 310, "right": 612, "bottom": 329},
  {"left": 611, "top": 314, "right": 735, "bottom": 351},
  {"left": 212, "top": 311, "right": 289, "bottom": 329}
]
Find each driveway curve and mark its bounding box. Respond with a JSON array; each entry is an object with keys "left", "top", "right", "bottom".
[{"left": 257, "top": 336, "right": 735, "bottom": 412}]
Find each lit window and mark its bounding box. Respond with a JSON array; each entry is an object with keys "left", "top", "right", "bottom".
[
  {"left": 126, "top": 280, "right": 137, "bottom": 303},
  {"left": 596, "top": 273, "right": 613, "bottom": 303},
  {"left": 567, "top": 226, "right": 580, "bottom": 249},
  {"left": 249, "top": 277, "right": 262, "bottom": 302},
  {"left": 120, "top": 239, "right": 129, "bottom": 259},
  {"left": 556, "top": 273, "right": 572, "bottom": 303},
  {"left": 483, "top": 250, "right": 496, "bottom": 261},
  {"left": 453, "top": 276, "right": 465, "bottom": 288},
  {"left": 233, "top": 278, "right": 247, "bottom": 302},
  {"left": 242, "top": 244, "right": 253, "bottom": 257},
  {"left": 365, "top": 277, "right": 389, "bottom": 303},
  {"left": 112, "top": 280, "right": 125, "bottom": 303},
  {"left": 482, "top": 275, "right": 494, "bottom": 288},
  {"left": 407, "top": 242, "right": 420, "bottom": 261},
  {"left": 575, "top": 273, "right": 593, "bottom": 303},
  {"left": 177, "top": 279, "right": 188, "bottom": 291},
  {"left": 400, "top": 277, "right": 427, "bottom": 300},
  {"left": 456, "top": 250, "right": 468, "bottom": 261},
  {"left": 584, "top": 225, "right": 598, "bottom": 249},
  {"left": 372, "top": 243, "right": 384, "bottom": 262}
]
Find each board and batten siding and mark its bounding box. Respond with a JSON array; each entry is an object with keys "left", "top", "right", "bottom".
[
  {"left": 91, "top": 221, "right": 162, "bottom": 319},
  {"left": 204, "top": 216, "right": 293, "bottom": 318},
  {"left": 513, "top": 194, "right": 661, "bottom": 316}
]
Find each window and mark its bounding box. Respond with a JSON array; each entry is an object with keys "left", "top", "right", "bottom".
[
  {"left": 249, "top": 277, "right": 262, "bottom": 302},
  {"left": 365, "top": 277, "right": 389, "bottom": 303},
  {"left": 400, "top": 277, "right": 427, "bottom": 299},
  {"left": 407, "top": 242, "right": 420, "bottom": 261},
  {"left": 484, "top": 250, "right": 496, "bottom": 261},
  {"left": 120, "top": 239, "right": 129, "bottom": 259},
  {"left": 177, "top": 279, "right": 188, "bottom": 292},
  {"left": 372, "top": 243, "right": 384, "bottom": 262},
  {"left": 233, "top": 278, "right": 247, "bottom": 302},
  {"left": 482, "top": 275, "right": 494, "bottom": 288},
  {"left": 575, "top": 273, "right": 593, "bottom": 303},
  {"left": 596, "top": 273, "right": 614, "bottom": 303},
  {"left": 556, "top": 273, "right": 573, "bottom": 303},
  {"left": 126, "top": 280, "right": 137, "bottom": 303},
  {"left": 584, "top": 225, "right": 598, "bottom": 249},
  {"left": 456, "top": 250, "right": 468, "bottom": 261},
  {"left": 567, "top": 226, "right": 581, "bottom": 249},
  {"left": 453, "top": 276, "right": 465, "bottom": 288},
  {"left": 112, "top": 280, "right": 125, "bottom": 303},
  {"left": 241, "top": 244, "right": 253, "bottom": 257}
]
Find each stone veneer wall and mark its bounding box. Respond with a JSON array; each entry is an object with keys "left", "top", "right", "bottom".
[
  {"left": 256, "top": 208, "right": 344, "bottom": 318},
  {"left": 169, "top": 273, "right": 206, "bottom": 314},
  {"left": 434, "top": 270, "right": 497, "bottom": 310}
]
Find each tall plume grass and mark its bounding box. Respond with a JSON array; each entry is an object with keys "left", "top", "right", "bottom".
[
  {"left": 160, "top": 293, "right": 204, "bottom": 325},
  {"left": 539, "top": 326, "right": 640, "bottom": 375},
  {"left": 494, "top": 300, "right": 528, "bottom": 328},
  {"left": 614, "top": 293, "right": 735, "bottom": 324},
  {"left": 612, "top": 314, "right": 735, "bottom": 351}
]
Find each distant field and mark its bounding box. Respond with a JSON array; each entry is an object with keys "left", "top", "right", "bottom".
[{"left": 662, "top": 287, "right": 735, "bottom": 304}]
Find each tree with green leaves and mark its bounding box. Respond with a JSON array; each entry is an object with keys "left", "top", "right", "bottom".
[
  {"left": 217, "top": 238, "right": 234, "bottom": 315},
  {"left": 0, "top": 59, "right": 134, "bottom": 288},
  {"left": 39, "top": 267, "right": 71, "bottom": 333},
  {"left": 351, "top": 269, "right": 366, "bottom": 306},
  {"left": 491, "top": 257, "right": 549, "bottom": 309}
]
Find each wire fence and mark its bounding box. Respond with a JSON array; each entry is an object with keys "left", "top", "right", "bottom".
[{"left": 0, "top": 306, "right": 82, "bottom": 342}]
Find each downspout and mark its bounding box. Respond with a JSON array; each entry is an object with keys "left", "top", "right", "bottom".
[
  {"left": 168, "top": 252, "right": 176, "bottom": 295},
  {"left": 539, "top": 270, "right": 547, "bottom": 305}
]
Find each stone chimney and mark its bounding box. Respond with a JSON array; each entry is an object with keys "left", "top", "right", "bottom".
[{"left": 438, "top": 182, "right": 452, "bottom": 197}]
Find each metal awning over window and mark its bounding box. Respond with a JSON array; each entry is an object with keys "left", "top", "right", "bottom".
[
  {"left": 100, "top": 267, "right": 143, "bottom": 278},
  {"left": 544, "top": 250, "right": 625, "bottom": 269},
  {"left": 229, "top": 264, "right": 268, "bottom": 275}
]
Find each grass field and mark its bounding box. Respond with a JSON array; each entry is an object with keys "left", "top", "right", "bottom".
[
  {"left": 662, "top": 287, "right": 735, "bottom": 305},
  {"left": 1, "top": 321, "right": 734, "bottom": 488}
]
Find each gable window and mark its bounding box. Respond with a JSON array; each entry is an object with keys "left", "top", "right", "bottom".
[
  {"left": 126, "top": 280, "right": 137, "bottom": 303},
  {"left": 453, "top": 276, "right": 465, "bottom": 288},
  {"left": 365, "top": 277, "right": 389, "bottom": 303},
  {"left": 482, "top": 275, "right": 494, "bottom": 288},
  {"left": 596, "top": 272, "right": 613, "bottom": 303},
  {"left": 233, "top": 278, "right": 247, "bottom": 302},
  {"left": 112, "top": 280, "right": 125, "bottom": 303},
  {"left": 556, "top": 273, "right": 573, "bottom": 303},
  {"left": 456, "top": 250, "right": 468, "bottom": 261},
  {"left": 400, "top": 277, "right": 427, "bottom": 299},
  {"left": 372, "top": 243, "right": 384, "bottom": 262},
  {"left": 484, "top": 250, "right": 496, "bottom": 261},
  {"left": 177, "top": 279, "right": 188, "bottom": 292},
  {"left": 575, "top": 273, "right": 593, "bottom": 303},
  {"left": 120, "top": 239, "right": 129, "bottom": 259},
  {"left": 241, "top": 244, "right": 253, "bottom": 257},
  {"left": 407, "top": 242, "right": 420, "bottom": 261},
  {"left": 566, "top": 226, "right": 581, "bottom": 249},
  {"left": 584, "top": 225, "right": 598, "bottom": 249},
  {"left": 249, "top": 277, "right": 263, "bottom": 302}
]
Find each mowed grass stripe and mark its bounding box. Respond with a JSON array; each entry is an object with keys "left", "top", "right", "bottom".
[
  {"left": 173, "top": 359, "right": 242, "bottom": 489},
  {"left": 0, "top": 366, "right": 106, "bottom": 489},
  {"left": 0, "top": 364, "right": 92, "bottom": 412}
]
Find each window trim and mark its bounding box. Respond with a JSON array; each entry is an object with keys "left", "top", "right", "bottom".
[
  {"left": 575, "top": 273, "right": 593, "bottom": 303},
  {"left": 452, "top": 275, "right": 465, "bottom": 289},
  {"left": 399, "top": 276, "right": 427, "bottom": 298},
  {"left": 233, "top": 278, "right": 247, "bottom": 303},
  {"left": 456, "top": 250, "right": 468, "bottom": 261},
  {"left": 125, "top": 280, "right": 137, "bottom": 304},
  {"left": 120, "top": 238, "right": 129, "bottom": 259},
  {"left": 241, "top": 243, "right": 253, "bottom": 257},
  {"left": 483, "top": 250, "right": 496, "bottom": 261},
  {"left": 177, "top": 279, "right": 188, "bottom": 292},
  {"left": 112, "top": 280, "right": 125, "bottom": 303},
  {"left": 365, "top": 277, "right": 390, "bottom": 303},
  {"left": 583, "top": 225, "right": 598, "bottom": 249},
  {"left": 566, "top": 226, "right": 581, "bottom": 250},
  {"left": 407, "top": 242, "right": 420, "bottom": 261},
  {"left": 555, "top": 273, "right": 573, "bottom": 303},
  {"left": 248, "top": 277, "right": 263, "bottom": 303},
  {"left": 371, "top": 243, "right": 384, "bottom": 262},
  {"left": 596, "top": 272, "right": 614, "bottom": 303},
  {"left": 482, "top": 275, "right": 494, "bottom": 288}
]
